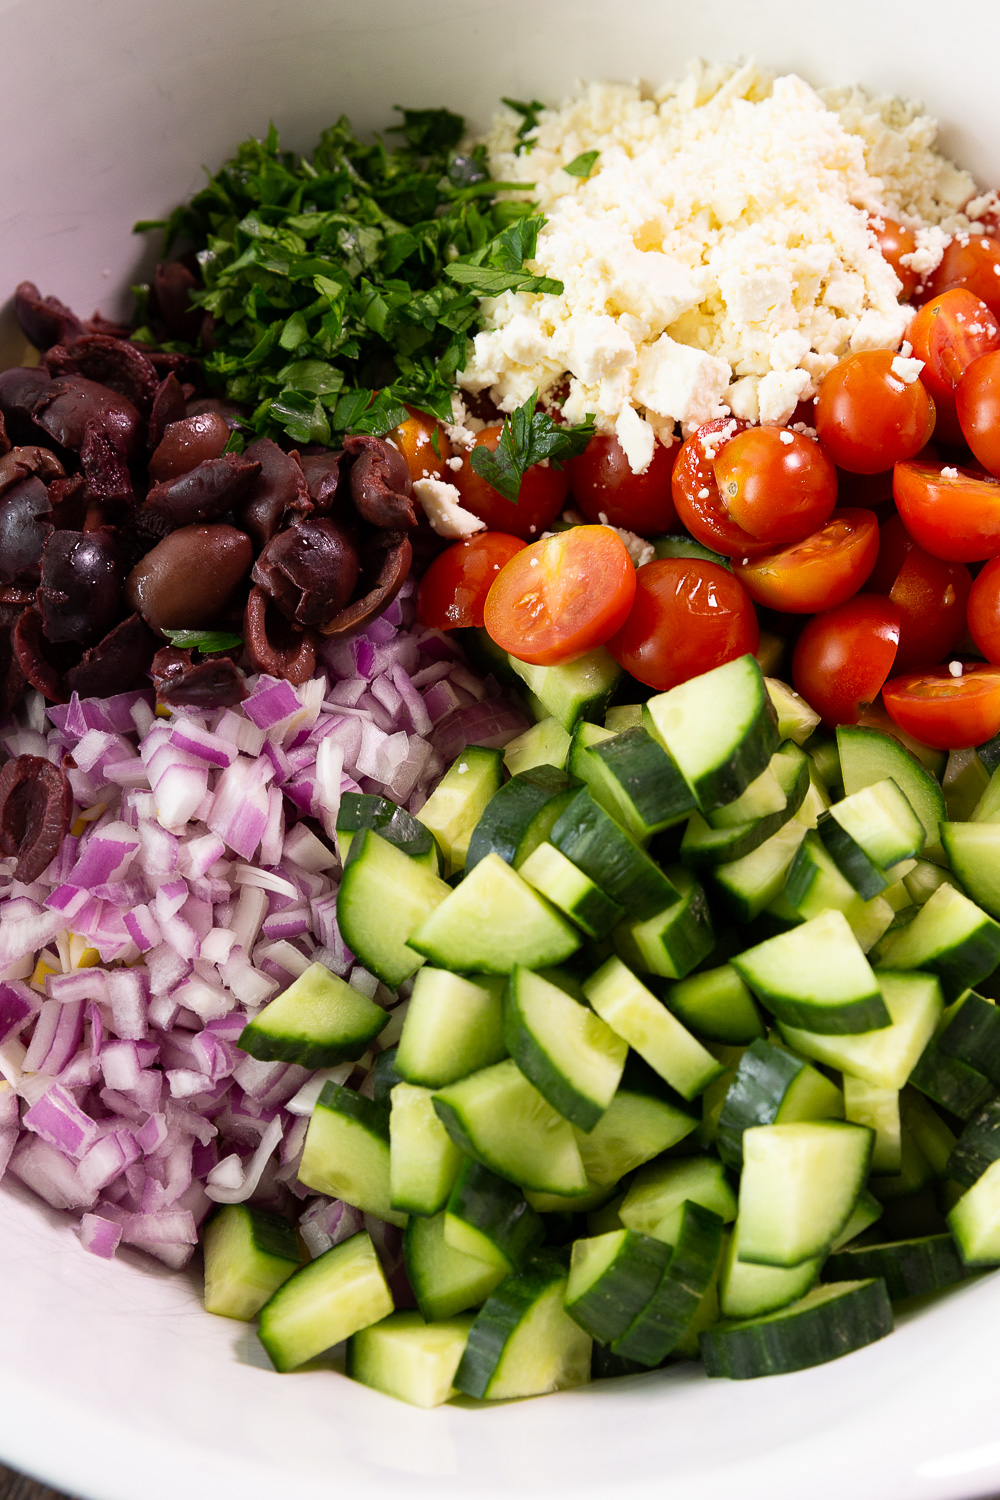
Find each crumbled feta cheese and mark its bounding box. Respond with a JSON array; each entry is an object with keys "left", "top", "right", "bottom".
[
  {"left": 891, "top": 354, "right": 924, "bottom": 383},
  {"left": 941, "top": 466, "right": 960, "bottom": 479},
  {"left": 447, "top": 455, "right": 464, "bottom": 471},
  {"left": 412, "top": 478, "right": 486, "bottom": 540},
  {"left": 604, "top": 526, "right": 655, "bottom": 568},
  {"left": 615, "top": 400, "right": 656, "bottom": 474},
  {"left": 778, "top": 430, "right": 794, "bottom": 445},
  {"left": 757, "top": 369, "right": 811, "bottom": 425},
  {"left": 949, "top": 661, "right": 964, "bottom": 678}
]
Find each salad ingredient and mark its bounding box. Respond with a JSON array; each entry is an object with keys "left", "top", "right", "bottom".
[
  {"left": 257, "top": 1230, "right": 393, "bottom": 1372},
  {"left": 238, "top": 961, "right": 388, "bottom": 1068},
  {"left": 882, "top": 665, "right": 1000, "bottom": 751},
  {"left": 968, "top": 557, "right": 1000, "bottom": 665},
  {"left": 564, "top": 436, "right": 678, "bottom": 532},
  {"left": 348, "top": 1310, "right": 474, "bottom": 1409},
  {"left": 126, "top": 524, "right": 254, "bottom": 631},
  {"left": 484, "top": 527, "right": 636, "bottom": 667},
  {"left": 792, "top": 596, "right": 900, "bottom": 727},
  {"left": 454, "top": 425, "right": 569, "bottom": 538},
  {"left": 417, "top": 533, "right": 526, "bottom": 630},
  {"left": 607, "top": 557, "right": 758, "bottom": 692},
  {"left": 869, "top": 215, "right": 921, "bottom": 301},
  {"left": 957, "top": 351, "right": 1000, "bottom": 474},
  {"left": 923, "top": 231, "right": 1000, "bottom": 319},
  {"left": 670, "top": 419, "right": 766, "bottom": 558},
  {"left": 700, "top": 1278, "right": 893, "bottom": 1379},
  {"left": 813, "top": 351, "right": 935, "bottom": 475},
  {"left": 453, "top": 1250, "right": 591, "bottom": 1400},
  {"left": 893, "top": 460, "right": 1000, "bottom": 563},
  {"left": 866, "top": 516, "right": 971, "bottom": 672},
  {"left": 711, "top": 427, "right": 837, "bottom": 545},
  {"left": 734, "top": 509, "right": 878, "bottom": 614},
  {"left": 203, "top": 1203, "right": 301, "bottom": 1320},
  {"left": 0, "top": 754, "right": 73, "bottom": 883},
  {"left": 906, "top": 290, "right": 1000, "bottom": 443}
]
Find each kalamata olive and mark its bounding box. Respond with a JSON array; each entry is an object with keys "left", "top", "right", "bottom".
[
  {"left": 147, "top": 373, "right": 188, "bottom": 454},
  {"left": 0, "top": 446, "right": 65, "bottom": 497},
  {"left": 65, "top": 613, "right": 158, "bottom": 698},
  {"left": 322, "top": 531, "right": 412, "bottom": 637},
  {"left": 237, "top": 438, "right": 311, "bottom": 548},
  {"left": 43, "top": 334, "right": 159, "bottom": 417},
  {"left": 125, "top": 523, "right": 253, "bottom": 631},
  {"left": 0, "top": 603, "right": 27, "bottom": 714},
  {"left": 80, "top": 428, "right": 134, "bottom": 506},
  {"left": 244, "top": 586, "right": 317, "bottom": 684},
  {"left": 0, "top": 411, "right": 8, "bottom": 456},
  {"left": 345, "top": 435, "right": 416, "bottom": 528},
  {"left": 151, "top": 646, "right": 247, "bottom": 707},
  {"left": 13, "top": 282, "right": 85, "bottom": 352},
  {"left": 154, "top": 261, "right": 204, "bottom": 344},
  {"left": 37, "top": 528, "right": 121, "bottom": 645},
  {"left": 141, "top": 453, "right": 262, "bottom": 529},
  {"left": 185, "top": 397, "right": 247, "bottom": 430},
  {"left": 253, "top": 518, "right": 361, "bottom": 628},
  {"left": 299, "top": 450, "right": 345, "bottom": 510},
  {"left": 149, "top": 411, "right": 232, "bottom": 483},
  {"left": 0, "top": 368, "right": 52, "bottom": 445},
  {"left": 0, "top": 476, "right": 52, "bottom": 585},
  {"left": 33, "top": 375, "right": 143, "bottom": 460},
  {"left": 12, "top": 606, "right": 72, "bottom": 701},
  {"left": 0, "top": 754, "right": 74, "bottom": 883}
]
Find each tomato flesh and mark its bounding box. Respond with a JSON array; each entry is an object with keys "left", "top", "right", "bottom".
[
  {"left": 734, "top": 509, "right": 878, "bottom": 614},
  {"left": 815, "top": 350, "right": 936, "bottom": 475},
  {"left": 923, "top": 233, "right": 1000, "bottom": 320},
  {"left": 883, "top": 664, "right": 1000, "bottom": 750},
  {"left": 711, "top": 426, "right": 837, "bottom": 545},
  {"left": 417, "top": 532, "right": 527, "bottom": 630},
  {"left": 566, "top": 434, "right": 678, "bottom": 533},
  {"left": 484, "top": 525, "right": 636, "bottom": 667},
  {"left": 967, "top": 556, "right": 1000, "bottom": 666},
  {"left": 893, "top": 459, "right": 1000, "bottom": 562},
  {"left": 455, "top": 425, "right": 569, "bottom": 540},
  {"left": 870, "top": 215, "right": 921, "bottom": 301},
  {"left": 905, "top": 289, "right": 1000, "bottom": 444},
  {"left": 607, "top": 557, "right": 758, "bottom": 692},
  {"left": 957, "top": 350, "right": 1000, "bottom": 477},
  {"left": 389, "top": 407, "right": 454, "bottom": 483},
  {"left": 792, "top": 595, "right": 900, "bottom": 728}
]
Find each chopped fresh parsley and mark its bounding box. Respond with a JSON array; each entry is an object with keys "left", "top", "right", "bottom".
[
  {"left": 470, "top": 390, "right": 596, "bottom": 504},
  {"left": 162, "top": 628, "right": 244, "bottom": 653},
  {"left": 564, "top": 150, "right": 600, "bottom": 178},
  {"left": 501, "top": 98, "right": 545, "bottom": 155}
]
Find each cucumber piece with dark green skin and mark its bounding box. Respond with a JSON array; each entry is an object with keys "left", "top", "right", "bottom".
[
  {"left": 948, "top": 1158, "right": 1000, "bottom": 1264},
  {"left": 550, "top": 789, "right": 681, "bottom": 920},
  {"left": 337, "top": 791, "right": 438, "bottom": 869},
  {"left": 701, "top": 1278, "right": 893, "bottom": 1379},
  {"left": 203, "top": 1205, "right": 300, "bottom": 1322},
  {"left": 715, "top": 1039, "right": 844, "bottom": 1170},
  {"left": 507, "top": 647, "right": 623, "bottom": 732},
  {"left": 733, "top": 908, "right": 889, "bottom": 1035},
  {"left": 680, "top": 741, "right": 809, "bottom": 868},
  {"left": 337, "top": 829, "right": 451, "bottom": 989},
  {"left": 502, "top": 965, "right": 627, "bottom": 1130},
  {"left": 454, "top": 1249, "right": 592, "bottom": 1399},
  {"left": 404, "top": 1212, "right": 506, "bottom": 1321},
  {"left": 612, "top": 865, "right": 715, "bottom": 981},
  {"left": 909, "top": 1038, "right": 996, "bottom": 1120},
  {"left": 610, "top": 1200, "right": 725, "bottom": 1367},
  {"left": 736, "top": 1122, "right": 873, "bottom": 1269},
  {"left": 570, "top": 724, "right": 697, "bottom": 842},
  {"left": 817, "top": 777, "right": 925, "bottom": 900},
  {"left": 347, "top": 1310, "right": 473, "bottom": 1408},
  {"left": 876, "top": 882, "right": 1000, "bottom": 1000},
  {"left": 710, "top": 819, "right": 807, "bottom": 924},
  {"left": 816, "top": 813, "right": 889, "bottom": 900},
  {"left": 238, "top": 961, "right": 387, "bottom": 1068},
  {"left": 823, "top": 1234, "right": 968, "bottom": 1300},
  {"left": 583, "top": 957, "right": 725, "bottom": 1101},
  {"left": 298, "top": 1083, "right": 406, "bottom": 1227},
  {"left": 372, "top": 1045, "right": 402, "bottom": 1108},
  {"left": 947, "top": 1098, "right": 1000, "bottom": 1187},
  {"left": 934, "top": 991, "right": 1000, "bottom": 1085},
  {"left": 465, "top": 765, "right": 580, "bottom": 874},
  {"left": 837, "top": 724, "right": 946, "bottom": 854},
  {"left": 665, "top": 964, "right": 764, "bottom": 1045},
  {"left": 619, "top": 1156, "right": 737, "bottom": 1243},
  {"left": 258, "top": 1232, "right": 393, "bottom": 1373},
  {"left": 778, "top": 971, "right": 943, "bottom": 1092},
  {"left": 518, "top": 841, "right": 625, "bottom": 940},
  {"left": 572, "top": 1056, "right": 699, "bottom": 1190},
  {"left": 719, "top": 1225, "right": 821, "bottom": 1321},
  {"left": 388, "top": 1081, "right": 463, "bottom": 1216},
  {"left": 565, "top": 1229, "right": 671, "bottom": 1344},
  {"left": 395, "top": 969, "right": 506, "bottom": 1088},
  {"left": 444, "top": 1160, "right": 544, "bottom": 1274},
  {"left": 502, "top": 717, "right": 573, "bottom": 777}
]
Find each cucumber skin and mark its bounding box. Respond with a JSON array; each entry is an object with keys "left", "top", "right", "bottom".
[
  {"left": 550, "top": 790, "right": 680, "bottom": 921},
  {"left": 446, "top": 1161, "right": 544, "bottom": 1273},
  {"left": 823, "top": 1236, "right": 968, "bottom": 1300},
  {"left": 502, "top": 988, "right": 612, "bottom": 1133},
  {"left": 715, "top": 1040, "right": 810, "bottom": 1170},
  {"left": 909, "top": 1042, "right": 996, "bottom": 1120},
  {"left": 701, "top": 1279, "right": 893, "bottom": 1379},
  {"left": 567, "top": 1231, "right": 671, "bottom": 1345},
  {"left": 611, "top": 1202, "right": 724, "bottom": 1367},
  {"left": 237, "top": 1009, "right": 385, "bottom": 1069},
  {"left": 453, "top": 1250, "right": 570, "bottom": 1399},
  {"left": 936, "top": 993, "right": 1000, "bottom": 1087},
  {"left": 817, "top": 814, "right": 888, "bottom": 901},
  {"left": 465, "top": 766, "right": 579, "bottom": 874},
  {"left": 947, "top": 1098, "right": 1000, "bottom": 1187}
]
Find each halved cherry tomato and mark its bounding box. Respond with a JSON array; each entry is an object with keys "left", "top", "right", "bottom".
[
  {"left": 870, "top": 214, "right": 921, "bottom": 301},
  {"left": 966, "top": 556, "right": 1000, "bottom": 665},
  {"left": 484, "top": 525, "right": 636, "bottom": 667},
  {"left": 905, "top": 289, "right": 1000, "bottom": 443},
  {"left": 566, "top": 434, "right": 678, "bottom": 533},
  {"left": 711, "top": 426, "right": 838, "bottom": 545},
  {"left": 607, "top": 557, "right": 758, "bottom": 692},
  {"left": 671, "top": 418, "right": 771, "bottom": 558},
  {"left": 882, "top": 663, "right": 1000, "bottom": 750},
  {"left": 417, "top": 532, "right": 526, "bottom": 630},
  {"left": 923, "top": 233, "right": 1000, "bottom": 320},
  {"left": 865, "top": 515, "right": 971, "bottom": 671},
  {"left": 957, "top": 350, "right": 1000, "bottom": 476},
  {"left": 734, "top": 509, "right": 878, "bottom": 614},
  {"left": 893, "top": 459, "right": 1000, "bottom": 561},
  {"left": 454, "top": 426, "right": 569, "bottom": 540},
  {"left": 388, "top": 407, "right": 454, "bottom": 483},
  {"left": 815, "top": 350, "right": 936, "bottom": 474},
  {"left": 792, "top": 595, "right": 900, "bottom": 728}
]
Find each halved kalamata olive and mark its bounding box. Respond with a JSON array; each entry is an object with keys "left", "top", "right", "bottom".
[
  {"left": 0, "top": 754, "right": 74, "bottom": 883},
  {"left": 0, "top": 411, "right": 8, "bottom": 455},
  {"left": 345, "top": 435, "right": 416, "bottom": 529},
  {"left": 252, "top": 518, "right": 361, "bottom": 628},
  {"left": 13, "top": 282, "right": 85, "bottom": 352},
  {"left": 33, "top": 375, "right": 143, "bottom": 460},
  {"left": 0, "top": 368, "right": 52, "bottom": 445},
  {"left": 0, "top": 446, "right": 64, "bottom": 497},
  {"left": 37, "top": 528, "right": 121, "bottom": 645},
  {"left": 126, "top": 523, "right": 254, "bottom": 631},
  {"left": 299, "top": 449, "right": 345, "bottom": 510},
  {"left": 0, "top": 476, "right": 53, "bottom": 585},
  {"left": 151, "top": 646, "right": 247, "bottom": 708},
  {"left": 153, "top": 261, "right": 204, "bottom": 344},
  {"left": 65, "top": 613, "right": 158, "bottom": 698},
  {"left": 185, "top": 397, "right": 247, "bottom": 430},
  {"left": 321, "top": 531, "right": 412, "bottom": 638},
  {"left": 43, "top": 334, "right": 159, "bottom": 417},
  {"left": 12, "top": 606, "right": 79, "bottom": 701},
  {"left": 0, "top": 603, "right": 27, "bottom": 714},
  {"left": 147, "top": 373, "right": 188, "bottom": 454},
  {"left": 149, "top": 411, "right": 232, "bottom": 483},
  {"left": 244, "top": 586, "right": 317, "bottom": 684},
  {"left": 237, "top": 438, "right": 311, "bottom": 548},
  {"left": 141, "top": 453, "right": 262, "bottom": 529},
  {"left": 80, "top": 428, "right": 134, "bottom": 507}
]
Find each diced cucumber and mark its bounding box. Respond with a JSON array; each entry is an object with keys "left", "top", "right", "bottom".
[
  {"left": 570, "top": 724, "right": 696, "bottom": 842},
  {"left": 972, "top": 758, "right": 1000, "bottom": 821},
  {"left": 682, "top": 741, "right": 810, "bottom": 867},
  {"left": 764, "top": 679, "right": 821, "bottom": 746},
  {"left": 701, "top": 1278, "right": 893, "bottom": 1379},
  {"left": 941, "top": 821, "right": 1000, "bottom": 921},
  {"left": 416, "top": 746, "right": 503, "bottom": 873},
  {"left": 203, "top": 1205, "right": 300, "bottom": 1322},
  {"left": 837, "top": 724, "right": 945, "bottom": 854},
  {"left": 389, "top": 1081, "right": 462, "bottom": 1215},
  {"left": 875, "top": 882, "right": 1000, "bottom": 999},
  {"left": 433, "top": 1059, "right": 588, "bottom": 1197},
  {"left": 550, "top": 789, "right": 680, "bottom": 919},
  {"left": 824, "top": 1234, "right": 968, "bottom": 1301},
  {"left": 935, "top": 991, "right": 1000, "bottom": 1085},
  {"left": 503, "top": 965, "right": 627, "bottom": 1130},
  {"left": 611, "top": 1201, "right": 724, "bottom": 1366},
  {"left": 466, "top": 765, "right": 579, "bottom": 874},
  {"left": 869, "top": 1124, "right": 933, "bottom": 1203},
  {"left": 519, "top": 841, "right": 624, "bottom": 940},
  {"left": 942, "top": 748, "right": 990, "bottom": 821},
  {"left": 257, "top": 1232, "right": 393, "bottom": 1373},
  {"left": 807, "top": 735, "right": 842, "bottom": 793},
  {"left": 733, "top": 909, "right": 889, "bottom": 1035},
  {"left": 719, "top": 1221, "right": 820, "bottom": 1320},
  {"left": 708, "top": 764, "right": 786, "bottom": 829},
  {"left": 620, "top": 1157, "right": 737, "bottom": 1243},
  {"left": 778, "top": 970, "right": 943, "bottom": 1091},
  {"left": 299, "top": 1083, "right": 406, "bottom": 1227},
  {"left": 336, "top": 791, "right": 438, "bottom": 871},
  {"left": 905, "top": 858, "right": 961, "bottom": 905},
  {"left": 507, "top": 647, "right": 623, "bottom": 732},
  {"left": 444, "top": 1159, "right": 543, "bottom": 1273},
  {"left": 503, "top": 717, "right": 572, "bottom": 777},
  {"left": 909, "top": 1037, "right": 996, "bottom": 1120},
  {"left": 900, "top": 1089, "right": 958, "bottom": 1176},
  {"left": 571, "top": 1059, "right": 698, "bottom": 1189},
  {"left": 818, "top": 778, "right": 924, "bottom": 901},
  {"left": 347, "top": 1311, "right": 472, "bottom": 1408},
  {"left": 673, "top": 1241, "right": 724, "bottom": 1358},
  {"left": 977, "top": 729, "right": 1000, "bottom": 777},
  {"left": 337, "top": 829, "right": 451, "bottom": 989},
  {"left": 454, "top": 1250, "right": 592, "bottom": 1399},
  {"left": 736, "top": 1121, "right": 873, "bottom": 1268},
  {"left": 409, "top": 852, "right": 580, "bottom": 974},
  {"left": 612, "top": 866, "right": 715, "bottom": 981},
  {"left": 778, "top": 831, "right": 895, "bottom": 952},
  {"left": 644, "top": 654, "right": 779, "bottom": 813},
  {"left": 238, "top": 961, "right": 387, "bottom": 1068},
  {"left": 843, "top": 1077, "right": 901, "bottom": 1174},
  {"left": 404, "top": 1212, "right": 506, "bottom": 1321},
  {"left": 710, "top": 818, "right": 807, "bottom": 923},
  {"left": 372, "top": 1046, "right": 402, "bottom": 1108},
  {"left": 716, "top": 1040, "right": 844, "bottom": 1170},
  {"left": 565, "top": 1229, "right": 671, "bottom": 1344},
  {"left": 831, "top": 1188, "right": 883, "bottom": 1249},
  {"left": 947, "top": 1098, "right": 1000, "bottom": 1187},
  {"left": 583, "top": 957, "right": 724, "bottom": 1100},
  {"left": 700, "top": 1045, "right": 745, "bottom": 1147},
  {"left": 605, "top": 703, "right": 644, "bottom": 732},
  {"left": 395, "top": 968, "right": 506, "bottom": 1088},
  {"left": 948, "top": 1157, "right": 1000, "bottom": 1264},
  {"left": 665, "top": 965, "right": 764, "bottom": 1045}
]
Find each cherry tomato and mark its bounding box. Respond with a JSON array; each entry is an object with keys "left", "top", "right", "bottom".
[
  {"left": 792, "top": 595, "right": 900, "bottom": 728},
  {"left": 417, "top": 532, "right": 526, "bottom": 630},
  {"left": 966, "top": 556, "right": 1000, "bottom": 665},
  {"left": 957, "top": 350, "right": 1000, "bottom": 476},
  {"left": 734, "top": 509, "right": 878, "bottom": 614},
  {"left": 454, "top": 426, "right": 569, "bottom": 540},
  {"left": 671, "top": 418, "right": 771, "bottom": 558},
  {"left": 923, "top": 233, "right": 1000, "bottom": 320},
  {"left": 388, "top": 407, "right": 453, "bottom": 483},
  {"left": 484, "top": 525, "right": 635, "bottom": 667},
  {"left": 815, "top": 351, "right": 936, "bottom": 474},
  {"left": 607, "top": 558, "right": 759, "bottom": 692},
  {"left": 565, "top": 434, "right": 678, "bottom": 534},
  {"left": 893, "top": 459, "right": 1000, "bottom": 561},
  {"left": 870, "top": 214, "right": 921, "bottom": 301},
  {"left": 882, "top": 664, "right": 1000, "bottom": 750},
  {"left": 711, "top": 426, "right": 838, "bottom": 545},
  {"left": 905, "top": 290, "right": 1000, "bottom": 443},
  {"left": 866, "top": 515, "right": 971, "bottom": 671}
]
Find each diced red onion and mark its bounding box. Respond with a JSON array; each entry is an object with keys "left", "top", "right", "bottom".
[{"left": 79, "top": 1212, "right": 123, "bottom": 1258}]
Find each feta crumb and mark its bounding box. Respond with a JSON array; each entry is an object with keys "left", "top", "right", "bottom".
[
  {"left": 615, "top": 401, "right": 656, "bottom": 474},
  {"left": 458, "top": 763, "right": 469, "bottom": 773},
  {"left": 412, "top": 477, "right": 487, "bottom": 540},
  {"left": 941, "top": 466, "right": 960, "bottom": 479},
  {"left": 949, "top": 661, "right": 964, "bottom": 677},
  {"left": 603, "top": 525, "right": 655, "bottom": 568},
  {"left": 890, "top": 354, "right": 924, "bottom": 383},
  {"left": 447, "top": 455, "right": 464, "bottom": 471},
  {"left": 778, "top": 430, "right": 794, "bottom": 445}
]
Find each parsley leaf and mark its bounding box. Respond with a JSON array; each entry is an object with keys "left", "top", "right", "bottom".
[
  {"left": 162, "top": 628, "right": 244, "bottom": 653},
  {"left": 564, "top": 150, "right": 599, "bottom": 178},
  {"left": 502, "top": 97, "right": 545, "bottom": 155},
  {"left": 470, "top": 390, "right": 596, "bottom": 503}
]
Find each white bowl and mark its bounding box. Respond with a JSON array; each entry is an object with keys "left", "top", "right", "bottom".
[{"left": 3, "top": 2, "right": 1000, "bottom": 1495}]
